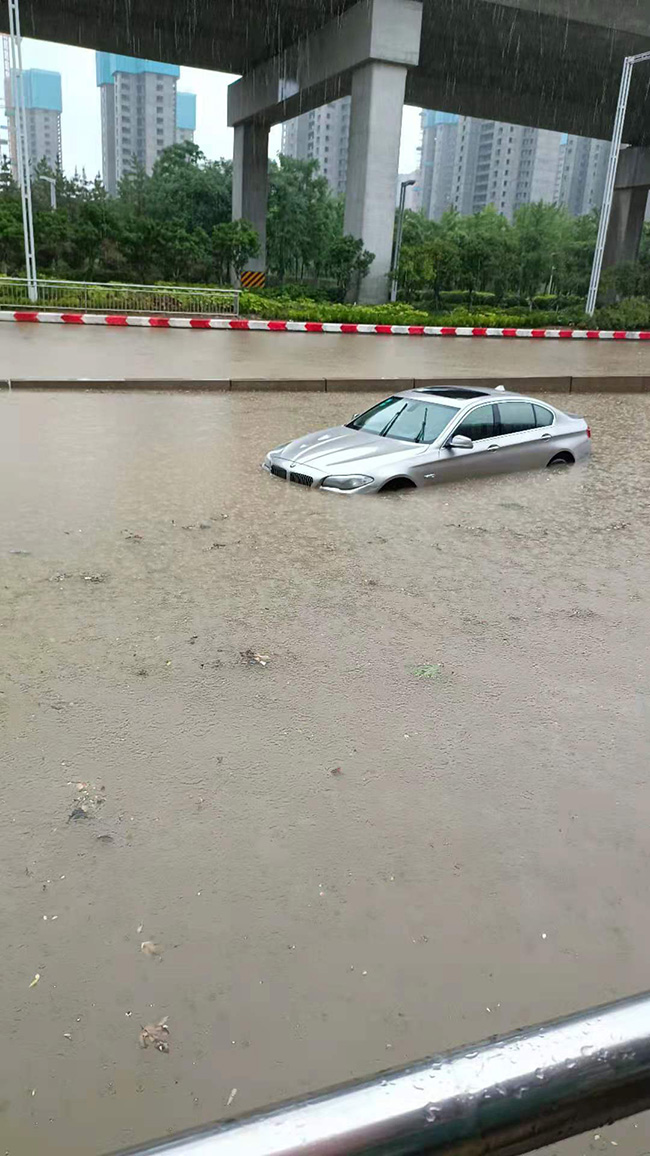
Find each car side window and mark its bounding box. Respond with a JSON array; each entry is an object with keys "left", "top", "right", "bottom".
[
  {"left": 497, "top": 401, "right": 536, "bottom": 435},
  {"left": 454, "top": 404, "right": 496, "bottom": 441},
  {"left": 534, "top": 405, "right": 554, "bottom": 427}
]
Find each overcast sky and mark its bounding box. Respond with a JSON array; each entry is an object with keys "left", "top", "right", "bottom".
[{"left": 19, "top": 39, "right": 422, "bottom": 180}]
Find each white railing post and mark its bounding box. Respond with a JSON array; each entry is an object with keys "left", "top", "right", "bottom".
[
  {"left": 7, "top": 0, "right": 37, "bottom": 303},
  {"left": 586, "top": 50, "right": 650, "bottom": 315}
]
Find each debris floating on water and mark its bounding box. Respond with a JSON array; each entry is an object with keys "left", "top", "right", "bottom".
[
  {"left": 29, "top": 973, "right": 40, "bottom": 988},
  {"left": 412, "top": 663, "right": 443, "bottom": 679},
  {"left": 139, "top": 1017, "right": 170, "bottom": 1052},
  {"left": 140, "top": 941, "right": 163, "bottom": 958},
  {"left": 227, "top": 1088, "right": 238, "bottom": 1108},
  {"left": 241, "top": 649, "right": 270, "bottom": 667}
]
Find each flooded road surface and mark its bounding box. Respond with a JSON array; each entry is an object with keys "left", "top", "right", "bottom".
[
  {"left": 1, "top": 390, "right": 650, "bottom": 1156},
  {"left": 2, "top": 322, "right": 650, "bottom": 380}
]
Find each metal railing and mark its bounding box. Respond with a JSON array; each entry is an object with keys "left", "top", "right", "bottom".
[
  {"left": 0, "top": 277, "right": 240, "bottom": 316},
  {"left": 115, "top": 989, "right": 650, "bottom": 1156}
]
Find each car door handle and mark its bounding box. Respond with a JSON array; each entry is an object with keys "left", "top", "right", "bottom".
[
  {"left": 488, "top": 444, "right": 500, "bottom": 451},
  {"left": 540, "top": 433, "right": 552, "bottom": 440}
]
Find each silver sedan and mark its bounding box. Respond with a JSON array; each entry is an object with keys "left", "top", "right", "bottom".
[{"left": 263, "top": 386, "right": 591, "bottom": 494}]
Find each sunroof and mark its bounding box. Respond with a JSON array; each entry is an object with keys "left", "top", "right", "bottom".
[{"left": 415, "top": 387, "right": 492, "bottom": 398}]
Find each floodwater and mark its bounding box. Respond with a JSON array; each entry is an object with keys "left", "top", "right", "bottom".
[
  {"left": 1, "top": 389, "right": 650, "bottom": 1156},
  {"left": 2, "top": 323, "right": 650, "bottom": 380}
]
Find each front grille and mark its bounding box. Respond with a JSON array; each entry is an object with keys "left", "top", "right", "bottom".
[
  {"left": 289, "top": 472, "right": 313, "bottom": 487},
  {"left": 271, "top": 463, "right": 287, "bottom": 479}
]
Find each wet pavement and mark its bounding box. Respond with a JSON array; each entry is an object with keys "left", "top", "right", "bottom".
[
  {"left": 2, "top": 322, "right": 650, "bottom": 380},
  {"left": 1, "top": 389, "right": 650, "bottom": 1156}
]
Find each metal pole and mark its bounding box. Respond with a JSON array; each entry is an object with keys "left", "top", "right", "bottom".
[
  {"left": 7, "top": 0, "right": 37, "bottom": 303},
  {"left": 40, "top": 174, "right": 56, "bottom": 209},
  {"left": 585, "top": 50, "right": 650, "bottom": 315},
  {"left": 115, "top": 989, "right": 650, "bottom": 1156},
  {"left": 390, "top": 179, "right": 414, "bottom": 303}
]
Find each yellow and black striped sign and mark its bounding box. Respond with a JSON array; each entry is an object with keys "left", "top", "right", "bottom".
[{"left": 240, "top": 270, "right": 266, "bottom": 289}]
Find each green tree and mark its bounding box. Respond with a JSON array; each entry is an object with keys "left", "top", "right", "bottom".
[
  {"left": 267, "top": 156, "right": 340, "bottom": 283},
  {"left": 212, "top": 219, "right": 260, "bottom": 283},
  {"left": 147, "top": 143, "right": 232, "bottom": 233},
  {"left": 327, "top": 234, "right": 374, "bottom": 299}
]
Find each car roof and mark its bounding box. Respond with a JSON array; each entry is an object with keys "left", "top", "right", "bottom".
[{"left": 398, "top": 386, "right": 552, "bottom": 409}]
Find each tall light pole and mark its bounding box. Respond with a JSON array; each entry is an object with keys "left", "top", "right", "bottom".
[
  {"left": 586, "top": 50, "right": 650, "bottom": 316},
  {"left": 390, "top": 179, "right": 416, "bottom": 303},
  {"left": 7, "top": 0, "right": 37, "bottom": 302},
  {"left": 40, "top": 173, "right": 56, "bottom": 209}
]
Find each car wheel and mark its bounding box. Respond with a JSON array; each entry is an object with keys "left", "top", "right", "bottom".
[
  {"left": 379, "top": 477, "right": 416, "bottom": 493},
  {"left": 547, "top": 453, "right": 574, "bottom": 468}
]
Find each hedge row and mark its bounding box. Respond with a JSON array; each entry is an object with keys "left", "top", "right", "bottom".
[
  {"left": 2, "top": 277, "right": 650, "bottom": 330},
  {"left": 239, "top": 293, "right": 650, "bottom": 331}
]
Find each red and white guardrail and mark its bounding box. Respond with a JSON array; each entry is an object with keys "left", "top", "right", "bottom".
[{"left": 1, "top": 310, "right": 649, "bottom": 339}]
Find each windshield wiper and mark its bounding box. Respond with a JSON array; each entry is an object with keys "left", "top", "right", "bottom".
[
  {"left": 414, "top": 415, "right": 428, "bottom": 443},
  {"left": 380, "top": 404, "right": 407, "bottom": 438}
]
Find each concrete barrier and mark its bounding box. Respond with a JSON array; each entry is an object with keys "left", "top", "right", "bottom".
[
  {"left": 2, "top": 376, "right": 650, "bottom": 393},
  {"left": 229, "top": 378, "right": 325, "bottom": 391},
  {"left": 570, "top": 376, "right": 650, "bottom": 392},
  {"left": 326, "top": 378, "right": 414, "bottom": 391}
]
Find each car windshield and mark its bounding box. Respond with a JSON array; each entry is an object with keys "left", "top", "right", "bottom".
[{"left": 347, "top": 397, "right": 457, "bottom": 444}]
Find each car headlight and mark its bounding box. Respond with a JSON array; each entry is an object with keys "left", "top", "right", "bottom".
[{"left": 322, "top": 475, "right": 373, "bottom": 491}]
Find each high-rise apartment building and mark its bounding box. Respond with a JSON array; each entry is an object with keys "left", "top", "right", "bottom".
[
  {"left": 4, "top": 65, "right": 62, "bottom": 175},
  {"left": 281, "top": 96, "right": 350, "bottom": 196},
  {"left": 555, "top": 134, "right": 608, "bottom": 216},
  {"left": 419, "top": 111, "right": 459, "bottom": 221},
  {"left": 96, "top": 53, "right": 196, "bottom": 193},
  {"left": 175, "top": 92, "right": 196, "bottom": 145},
  {"left": 419, "top": 110, "right": 563, "bottom": 221},
  {"left": 419, "top": 110, "right": 611, "bottom": 223}
]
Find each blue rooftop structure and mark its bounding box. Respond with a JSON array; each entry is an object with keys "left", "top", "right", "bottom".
[
  {"left": 176, "top": 92, "right": 196, "bottom": 132},
  {"left": 21, "top": 69, "right": 62, "bottom": 112},
  {"left": 96, "top": 52, "right": 180, "bottom": 86},
  {"left": 422, "top": 110, "right": 459, "bottom": 128}
]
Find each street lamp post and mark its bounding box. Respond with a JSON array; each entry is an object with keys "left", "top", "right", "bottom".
[
  {"left": 390, "top": 179, "right": 416, "bottom": 303},
  {"left": 7, "top": 0, "right": 37, "bottom": 302},
  {"left": 586, "top": 50, "right": 650, "bottom": 315},
  {"left": 40, "top": 174, "right": 56, "bottom": 209}
]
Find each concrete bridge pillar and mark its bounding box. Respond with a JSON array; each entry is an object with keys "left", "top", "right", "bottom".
[
  {"left": 603, "top": 146, "right": 650, "bottom": 274},
  {"left": 344, "top": 60, "right": 409, "bottom": 303},
  {"left": 232, "top": 121, "right": 269, "bottom": 274},
  {"left": 228, "top": 0, "right": 423, "bottom": 303}
]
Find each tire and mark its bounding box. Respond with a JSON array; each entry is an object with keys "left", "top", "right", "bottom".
[
  {"left": 547, "top": 453, "right": 574, "bottom": 468},
  {"left": 379, "top": 477, "right": 416, "bottom": 493}
]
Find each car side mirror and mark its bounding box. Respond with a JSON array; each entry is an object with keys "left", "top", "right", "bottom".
[{"left": 448, "top": 434, "right": 474, "bottom": 449}]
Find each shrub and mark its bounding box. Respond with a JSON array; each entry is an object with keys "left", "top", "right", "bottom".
[
  {"left": 590, "top": 296, "right": 650, "bottom": 331},
  {"left": 531, "top": 294, "right": 558, "bottom": 310},
  {"left": 439, "top": 289, "right": 469, "bottom": 305},
  {"left": 239, "top": 293, "right": 429, "bottom": 326}
]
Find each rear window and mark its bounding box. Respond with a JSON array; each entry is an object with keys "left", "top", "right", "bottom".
[{"left": 534, "top": 405, "right": 554, "bottom": 427}]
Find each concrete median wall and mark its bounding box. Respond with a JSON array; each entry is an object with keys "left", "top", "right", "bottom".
[{"left": 2, "top": 375, "right": 650, "bottom": 393}]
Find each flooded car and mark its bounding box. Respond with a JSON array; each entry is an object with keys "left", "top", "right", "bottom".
[{"left": 263, "top": 385, "right": 591, "bottom": 493}]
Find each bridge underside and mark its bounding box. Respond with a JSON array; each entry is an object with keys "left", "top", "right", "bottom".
[{"left": 3, "top": 0, "right": 650, "bottom": 142}]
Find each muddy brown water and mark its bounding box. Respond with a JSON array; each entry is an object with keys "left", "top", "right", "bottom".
[{"left": 1, "top": 390, "right": 650, "bottom": 1156}]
